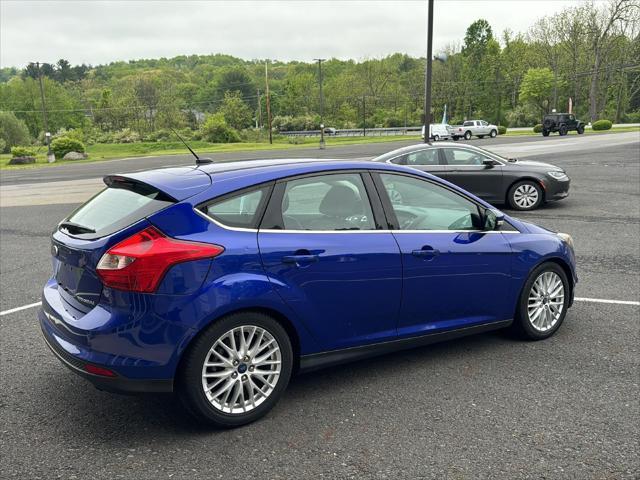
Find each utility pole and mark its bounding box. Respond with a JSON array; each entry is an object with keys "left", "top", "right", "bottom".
[
  {"left": 423, "top": 0, "right": 434, "bottom": 144},
  {"left": 362, "top": 95, "right": 366, "bottom": 136},
  {"left": 35, "top": 62, "right": 55, "bottom": 162},
  {"left": 314, "top": 58, "right": 326, "bottom": 149},
  {"left": 264, "top": 62, "right": 272, "bottom": 144}
]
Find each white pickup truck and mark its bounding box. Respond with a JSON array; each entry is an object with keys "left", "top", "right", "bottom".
[{"left": 449, "top": 120, "right": 498, "bottom": 140}]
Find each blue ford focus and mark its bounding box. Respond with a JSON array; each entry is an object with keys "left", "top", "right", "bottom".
[{"left": 40, "top": 159, "right": 576, "bottom": 427}]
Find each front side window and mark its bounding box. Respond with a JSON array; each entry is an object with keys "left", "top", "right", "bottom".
[
  {"left": 281, "top": 173, "right": 375, "bottom": 231},
  {"left": 379, "top": 173, "right": 481, "bottom": 231},
  {"left": 442, "top": 148, "right": 490, "bottom": 166},
  {"left": 205, "top": 187, "right": 266, "bottom": 228},
  {"left": 481, "top": 120, "right": 488, "bottom": 126}
]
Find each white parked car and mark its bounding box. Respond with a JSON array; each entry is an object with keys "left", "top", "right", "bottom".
[
  {"left": 449, "top": 120, "right": 498, "bottom": 140},
  {"left": 421, "top": 124, "right": 452, "bottom": 141}
]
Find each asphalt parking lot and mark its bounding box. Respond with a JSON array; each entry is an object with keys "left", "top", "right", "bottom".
[{"left": 0, "top": 132, "right": 638, "bottom": 479}]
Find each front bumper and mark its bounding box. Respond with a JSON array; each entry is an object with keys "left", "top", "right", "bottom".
[{"left": 545, "top": 178, "right": 571, "bottom": 202}]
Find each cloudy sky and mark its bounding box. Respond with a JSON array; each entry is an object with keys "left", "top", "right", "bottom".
[{"left": 1, "top": 0, "right": 593, "bottom": 68}]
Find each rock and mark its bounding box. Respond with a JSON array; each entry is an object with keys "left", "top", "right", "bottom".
[
  {"left": 8, "top": 156, "right": 36, "bottom": 165},
  {"left": 63, "top": 151, "right": 88, "bottom": 160}
]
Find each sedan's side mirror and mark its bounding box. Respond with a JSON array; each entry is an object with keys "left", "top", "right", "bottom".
[
  {"left": 483, "top": 209, "right": 505, "bottom": 231},
  {"left": 482, "top": 158, "right": 495, "bottom": 168}
]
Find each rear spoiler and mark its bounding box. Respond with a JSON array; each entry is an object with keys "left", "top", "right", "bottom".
[
  {"left": 104, "top": 175, "right": 177, "bottom": 202},
  {"left": 103, "top": 167, "right": 212, "bottom": 201}
]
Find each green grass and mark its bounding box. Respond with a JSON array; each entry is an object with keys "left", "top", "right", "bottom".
[{"left": 2, "top": 125, "right": 638, "bottom": 170}]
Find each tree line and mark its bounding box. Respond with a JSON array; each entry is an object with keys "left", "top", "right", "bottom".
[{"left": 0, "top": 0, "right": 638, "bottom": 151}]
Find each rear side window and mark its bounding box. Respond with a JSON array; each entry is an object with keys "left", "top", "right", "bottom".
[
  {"left": 203, "top": 187, "right": 267, "bottom": 229},
  {"left": 463, "top": 121, "right": 474, "bottom": 127},
  {"left": 64, "top": 183, "right": 174, "bottom": 239}
]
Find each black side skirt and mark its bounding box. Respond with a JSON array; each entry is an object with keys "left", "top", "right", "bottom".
[{"left": 299, "top": 319, "right": 513, "bottom": 373}]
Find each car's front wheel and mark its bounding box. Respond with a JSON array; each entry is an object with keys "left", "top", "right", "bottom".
[
  {"left": 433, "top": 135, "right": 440, "bottom": 141},
  {"left": 178, "top": 312, "right": 293, "bottom": 428},
  {"left": 489, "top": 129, "right": 497, "bottom": 138},
  {"left": 577, "top": 125, "right": 585, "bottom": 134},
  {"left": 512, "top": 263, "right": 570, "bottom": 340},
  {"left": 508, "top": 180, "right": 543, "bottom": 210}
]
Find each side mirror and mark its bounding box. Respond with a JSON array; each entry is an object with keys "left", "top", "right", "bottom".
[
  {"left": 483, "top": 209, "right": 505, "bottom": 231},
  {"left": 482, "top": 158, "right": 495, "bottom": 168}
]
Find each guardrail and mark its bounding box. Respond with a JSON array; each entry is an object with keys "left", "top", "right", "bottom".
[{"left": 280, "top": 127, "right": 422, "bottom": 137}]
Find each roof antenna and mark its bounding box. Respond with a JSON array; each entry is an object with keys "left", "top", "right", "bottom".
[{"left": 171, "top": 128, "right": 213, "bottom": 165}]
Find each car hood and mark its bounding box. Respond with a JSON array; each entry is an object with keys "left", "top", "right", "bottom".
[{"left": 505, "top": 159, "right": 564, "bottom": 172}]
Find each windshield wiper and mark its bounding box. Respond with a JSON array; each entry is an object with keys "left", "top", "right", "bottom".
[{"left": 59, "top": 221, "right": 96, "bottom": 234}]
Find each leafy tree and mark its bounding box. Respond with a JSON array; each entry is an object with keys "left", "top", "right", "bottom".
[
  {"left": 519, "top": 68, "right": 555, "bottom": 116},
  {"left": 0, "top": 111, "right": 32, "bottom": 152},
  {"left": 199, "top": 113, "right": 240, "bottom": 143},
  {"left": 220, "top": 91, "right": 253, "bottom": 130}
]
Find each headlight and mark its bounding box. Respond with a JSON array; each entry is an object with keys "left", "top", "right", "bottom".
[
  {"left": 548, "top": 171, "right": 569, "bottom": 181},
  {"left": 557, "top": 232, "right": 574, "bottom": 250}
]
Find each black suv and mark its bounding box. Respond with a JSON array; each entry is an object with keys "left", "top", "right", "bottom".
[{"left": 542, "top": 113, "right": 585, "bottom": 136}]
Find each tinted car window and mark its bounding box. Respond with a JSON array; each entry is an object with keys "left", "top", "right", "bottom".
[
  {"left": 281, "top": 173, "right": 375, "bottom": 231},
  {"left": 65, "top": 184, "right": 173, "bottom": 239},
  {"left": 442, "top": 148, "right": 489, "bottom": 166},
  {"left": 205, "top": 187, "right": 267, "bottom": 228},
  {"left": 463, "top": 121, "right": 474, "bottom": 127},
  {"left": 380, "top": 173, "right": 481, "bottom": 230},
  {"left": 405, "top": 149, "right": 439, "bottom": 166}
]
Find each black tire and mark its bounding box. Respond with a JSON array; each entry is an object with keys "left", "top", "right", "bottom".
[
  {"left": 178, "top": 311, "right": 293, "bottom": 428},
  {"left": 433, "top": 135, "right": 440, "bottom": 141},
  {"left": 559, "top": 125, "right": 568, "bottom": 136},
  {"left": 511, "top": 262, "right": 570, "bottom": 340},
  {"left": 489, "top": 129, "right": 497, "bottom": 138},
  {"left": 507, "top": 180, "right": 543, "bottom": 211},
  {"left": 464, "top": 130, "right": 472, "bottom": 140},
  {"left": 577, "top": 125, "right": 585, "bottom": 134},
  {"left": 478, "top": 135, "right": 485, "bottom": 139},
  {"left": 542, "top": 129, "right": 550, "bottom": 137},
  {"left": 452, "top": 136, "right": 459, "bottom": 141}
]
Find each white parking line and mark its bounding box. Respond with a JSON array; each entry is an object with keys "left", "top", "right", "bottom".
[
  {"left": 0, "top": 296, "right": 638, "bottom": 317},
  {"left": 575, "top": 297, "right": 640, "bottom": 306},
  {"left": 0, "top": 302, "right": 42, "bottom": 316}
]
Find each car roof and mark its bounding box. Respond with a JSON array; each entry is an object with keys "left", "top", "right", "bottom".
[{"left": 371, "top": 142, "right": 485, "bottom": 161}]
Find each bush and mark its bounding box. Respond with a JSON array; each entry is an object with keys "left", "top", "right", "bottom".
[
  {"left": 0, "top": 111, "right": 32, "bottom": 153},
  {"left": 533, "top": 124, "right": 543, "bottom": 133},
  {"left": 112, "top": 128, "right": 141, "bottom": 143},
  {"left": 199, "top": 113, "right": 241, "bottom": 143},
  {"left": 498, "top": 125, "right": 507, "bottom": 135},
  {"left": 623, "top": 110, "right": 640, "bottom": 123},
  {"left": 51, "top": 136, "right": 86, "bottom": 158},
  {"left": 592, "top": 119, "right": 612, "bottom": 131},
  {"left": 11, "top": 146, "right": 36, "bottom": 158},
  {"left": 0, "top": 139, "right": 5, "bottom": 153}
]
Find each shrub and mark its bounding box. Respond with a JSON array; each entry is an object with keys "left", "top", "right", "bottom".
[
  {"left": 51, "top": 136, "right": 85, "bottom": 158},
  {"left": 0, "top": 139, "right": 5, "bottom": 153},
  {"left": 11, "top": 146, "right": 36, "bottom": 158},
  {"left": 112, "top": 128, "right": 141, "bottom": 143},
  {"left": 0, "top": 111, "right": 31, "bottom": 153},
  {"left": 200, "top": 113, "right": 241, "bottom": 143},
  {"left": 623, "top": 110, "right": 640, "bottom": 123},
  {"left": 592, "top": 119, "right": 612, "bottom": 131},
  {"left": 498, "top": 125, "right": 507, "bottom": 135},
  {"left": 533, "top": 124, "right": 543, "bottom": 133}
]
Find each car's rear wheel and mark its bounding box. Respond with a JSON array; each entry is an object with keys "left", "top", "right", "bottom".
[
  {"left": 464, "top": 131, "right": 472, "bottom": 140},
  {"left": 559, "top": 125, "right": 568, "bottom": 136},
  {"left": 508, "top": 180, "right": 543, "bottom": 211},
  {"left": 512, "top": 263, "right": 569, "bottom": 340},
  {"left": 489, "top": 129, "right": 497, "bottom": 138},
  {"left": 178, "top": 312, "right": 293, "bottom": 428},
  {"left": 542, "top": 129, "right": 550, "bottom": 137}
]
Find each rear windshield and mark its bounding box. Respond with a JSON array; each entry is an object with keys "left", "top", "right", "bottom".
[{"left": 63, "top": 183, "right": 174, "bottom": 239}]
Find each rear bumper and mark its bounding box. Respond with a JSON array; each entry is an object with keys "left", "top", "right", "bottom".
[{"left": 40, "top": 316, "right": 173, "bottom": 394}]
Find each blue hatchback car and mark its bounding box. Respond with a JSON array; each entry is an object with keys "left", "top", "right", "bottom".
[{"left": 40, "top": 159, "right": 577, "bottom": 427}]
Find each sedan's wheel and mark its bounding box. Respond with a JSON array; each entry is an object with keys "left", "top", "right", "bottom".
[
  {"left": 512, "top": 263, "right": 569, "bottom": 340},
  {"left": 508, "top": 181, "right": 543, "bottom": 211},
  {"left": 178, "top": 312, "right": 293, "bottom": 428},
  {"left": 490, "top": 129, "right": 497, "bottom": 138},
  {"left": 464, "top": 131, "right": 472, "bottom": 140}
]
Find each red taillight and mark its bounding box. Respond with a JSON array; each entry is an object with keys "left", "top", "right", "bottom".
[
  {"left": 96, "top": 226, "right": 224, "bottom": 293},
  {"left": 84, "top": 364, "right": 117, "bottom": 377}
]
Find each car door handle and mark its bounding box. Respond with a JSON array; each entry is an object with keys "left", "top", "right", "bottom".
[
  {"left": 282, "top": 254, "right": 319, "bottom": 265},
  {"left": 411, "top": 247, "right": 440, "bottom": 259}
]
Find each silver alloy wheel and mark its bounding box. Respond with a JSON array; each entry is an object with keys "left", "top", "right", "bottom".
[
  {"left": 527, "top": 271, "right": 565, "bottom": 332},
  {"left": 201, "top": 325, "right": 282, "bottom": 414},
  {"left": 513, "top": 184, "right": 539, "bottom": 209}
]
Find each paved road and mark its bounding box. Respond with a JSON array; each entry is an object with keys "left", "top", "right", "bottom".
[
  {"left": 1, "top": 131, "right": 637, "bottom": 186},
  {"left": 0, "top": 137, "right": 638, "bottom": 478}
]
